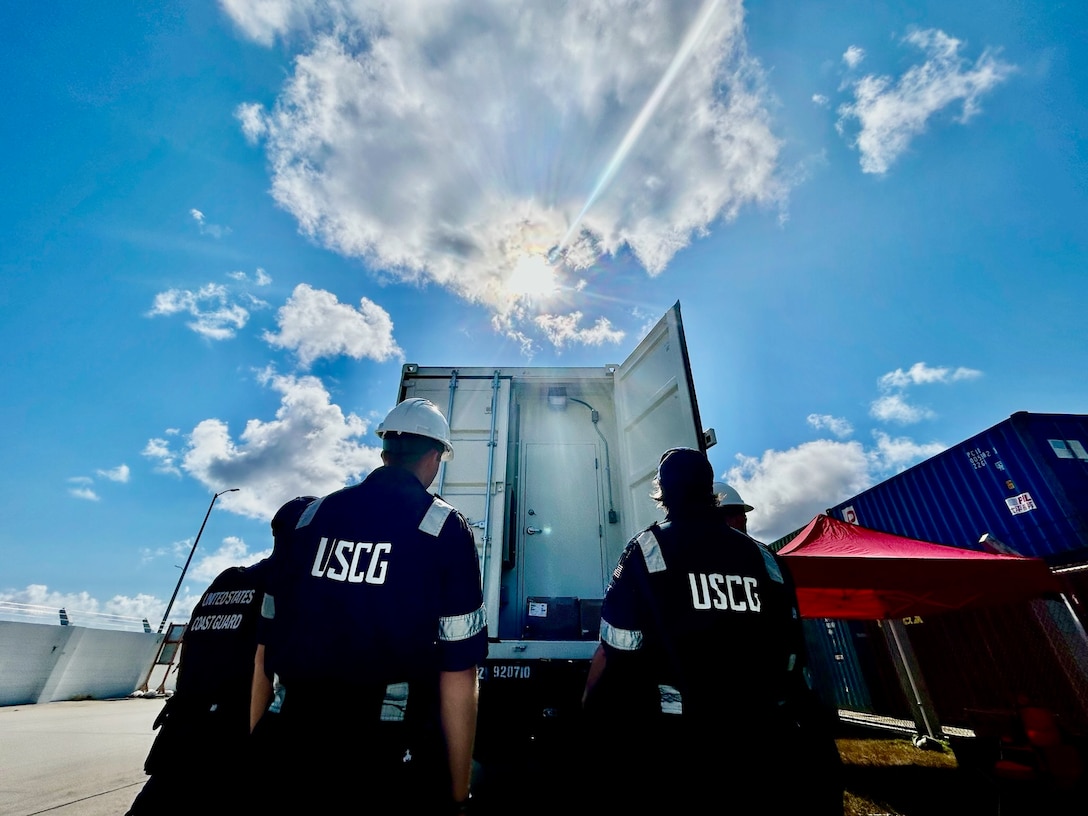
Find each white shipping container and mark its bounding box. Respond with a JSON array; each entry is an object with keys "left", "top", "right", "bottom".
[{"left": 392, "top": 302, "right": 713, "bottom": 789}]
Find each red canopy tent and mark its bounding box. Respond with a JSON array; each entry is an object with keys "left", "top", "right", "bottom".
[{"left": 777, "top": 514, "right": 1062, "bottom": 620}]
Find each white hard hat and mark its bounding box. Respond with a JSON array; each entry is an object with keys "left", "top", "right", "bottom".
[
  {"left": 376, "top": 398, "right": 454, "bottom": 461},
  {"left": 713, "top": 481, "right": 753, "bottom": 512}
]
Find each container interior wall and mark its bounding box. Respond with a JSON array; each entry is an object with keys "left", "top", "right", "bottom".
[{"left": 496, "top": 376, "right": 627, "bottom": 640}]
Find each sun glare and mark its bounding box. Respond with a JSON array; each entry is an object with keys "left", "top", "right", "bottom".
[{"left": 506, "top": 253, "right": 559, "bottom": 299}]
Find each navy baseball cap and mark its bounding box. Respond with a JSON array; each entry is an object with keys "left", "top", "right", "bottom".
[
  {"left": 656, "top": 447, "right": 713, "bottom": 498},
  {"left": 271, "top": 495, "right": 319, "bottom": 536}
]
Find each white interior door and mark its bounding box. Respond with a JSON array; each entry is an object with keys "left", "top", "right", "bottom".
[
  {"left": 520, "top": 442, "right": 605, "bottom": 603},
  {"left": 614, "top": 301, "right": 705, "bottom": 534}
]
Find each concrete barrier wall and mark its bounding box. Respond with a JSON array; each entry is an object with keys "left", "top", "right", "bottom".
[
  {"left": 0, "top": 621, "right": 164, "bottom": 706},
  {"left": 0, "top": 622, "right": 70, "bottom": 705}
]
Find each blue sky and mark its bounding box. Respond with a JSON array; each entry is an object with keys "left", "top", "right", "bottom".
[{"left": 2, "top": 0, "right": 1085, "bottom": 626}]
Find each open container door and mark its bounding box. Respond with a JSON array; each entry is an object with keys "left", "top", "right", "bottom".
[{"left": 613, "top": 301, "right": 708, "bottom": 535}]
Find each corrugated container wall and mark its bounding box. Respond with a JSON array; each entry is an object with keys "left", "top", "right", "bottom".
[{"left": 828, "top": 412, "right": 1088, "bottom": 566}]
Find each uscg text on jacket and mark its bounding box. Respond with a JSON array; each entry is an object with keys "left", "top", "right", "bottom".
[
  {"left": 688, "top": 573, "right": 761, "bottom": 612},
  {"left": 310, "top": 537, "right": 391, "bottom": 584}
]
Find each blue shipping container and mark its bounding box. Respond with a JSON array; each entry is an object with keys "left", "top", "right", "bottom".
[{"left": 827, "top": 412, "right": 1088, "bottom": 565}]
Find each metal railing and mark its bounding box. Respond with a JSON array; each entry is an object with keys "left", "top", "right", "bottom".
[{"left": 0, "top": 601, "right": 152, "bottom": 633}]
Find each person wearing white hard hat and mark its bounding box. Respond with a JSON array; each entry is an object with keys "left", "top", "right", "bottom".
[
  {"left": 713, "top": 481, "right": 754, "bottom": 534},
  {"left": 253, "top": 398, "right": 486, "bottom": 814},
  {"left": 583, "top": 448, "right": 843, "bottom": 814}
]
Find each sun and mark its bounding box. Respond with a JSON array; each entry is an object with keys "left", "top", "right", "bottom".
[{"left": 505, "top": 252, "right": 559, "bottom": 300}]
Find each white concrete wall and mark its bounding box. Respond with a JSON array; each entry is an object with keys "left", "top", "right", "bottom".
[
  {"left": 0, "top": 621, "right": 164, "bottom": 706},
  {"left": 0, "top": 622, "right": 69, "bottom": 706}
]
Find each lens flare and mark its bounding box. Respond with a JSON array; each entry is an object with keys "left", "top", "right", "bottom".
[
  {"left": 506, "top": 252, "right": 559, "bottom": 299},
  {"left": 557, "top": 0, "right": 723, "bottom": 254}
]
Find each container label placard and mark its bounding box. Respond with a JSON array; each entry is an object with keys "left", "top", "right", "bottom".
[
  {"left": 843, "top": 506, "right": 858, "bottom": 525},
  {"left": 528, "top": 601, "right": 549, "bottom": 618},
  {"left": 1006, "top": 493, "right": 1037, "bottom": 515}
]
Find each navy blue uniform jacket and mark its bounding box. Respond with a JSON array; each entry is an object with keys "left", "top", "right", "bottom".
[{"left": 261, "top": 466, "right": 488, "bottom": 705}]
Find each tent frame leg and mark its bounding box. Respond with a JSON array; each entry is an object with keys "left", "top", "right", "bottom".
[{"left": 882, "top": 618, "right": 944, "bottom": 741}]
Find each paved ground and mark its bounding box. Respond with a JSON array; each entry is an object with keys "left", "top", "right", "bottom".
[
  {"left": 0, "top": 698, "right": 981, "bottom": 816},
  {"left": 0, "top": 697, "right": 165, "bottom": 816}
]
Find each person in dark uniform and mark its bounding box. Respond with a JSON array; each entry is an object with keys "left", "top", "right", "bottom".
[
  {"left": 247, "top": 494, "right": 319, "bottom": 790},
  {"left": 253, "top": 398, "right": 488, "bottom": 814},
  {"left": 713, "top": 480, "right": 755, "bottom": 534},
  {"left": 582, "top": 447, "right": 843, "bottom": 814},
  {"left": 126, "top": 557, "right": 271, "bottom": 815},
  {"left": 128, "top": 494, "right": 318, "bottom": 816}
]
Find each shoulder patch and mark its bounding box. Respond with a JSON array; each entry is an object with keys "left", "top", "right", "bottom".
[
  {"left": 635, "top": 528, "right": 667, "bottom": 574},
  {"left": 295, "top": 496, "right": 324, "bottom": 529},
  {"left": 419, "top": 496, "right": 456, "bottom": 537}
]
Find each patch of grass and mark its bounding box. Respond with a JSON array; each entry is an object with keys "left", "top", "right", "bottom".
[
  {"left": 839, "top": 737, "right": 959, "bottom": 770},
  {"left": 838, "top": 737, "right": 997, "bottom": 816}
]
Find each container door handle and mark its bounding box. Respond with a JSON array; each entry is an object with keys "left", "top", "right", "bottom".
[{"left": 526, "top": 526, "right": 542, "bottom": 535}]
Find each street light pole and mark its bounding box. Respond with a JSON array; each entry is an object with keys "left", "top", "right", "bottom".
[{"left": 156, "top": 488, "right": 239, "bottom": 634}]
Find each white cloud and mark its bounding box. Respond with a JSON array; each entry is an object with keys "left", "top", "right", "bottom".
[
  {"left": 263, "top": 284, "right": 404, "bottom": 367},
  {"left": 806, "top": 413, "right": 853, "bottom": 438},
  {"left": 723, "top": 426, "right": 948, "bottom": 543},
  {"left": 534, "top": 312, "right": 625, "bottom": 349},
  {"left": 812, "top": 94, "right": 829, "bottom": 107},
  {"left": 870, "top": 394, "right": 935, "bottom": 424},
  {"left": 0, "top": 535, "right": 273, "bottom": 627},
  {"left": 189, "top": 208, "right": 232, "bottom": 238},
  {"left": 218, "top": 0, "right": 324, "bottom": 47},
  {"left": 227, "top": 268, "right": 271, "bottom": 287},
  {"left": 144, "top": 368, "right": 382, "bottom": 520},
  {"left": 836, "top": 28, "right": 1014, "bottom": 174},
  {"left": 226, "top": 0, "right": 784, "bottom": 343},
  {"left": 96, "top": 464, "right": 130, "bottom": 483},
  {"left": 842, "top": 45, "right": 865, "bottom": 69},
  {"left": 871, "top": 430, "right": 945, "bottom": 471},
  {"left": 139, "top": 541, "right": 181, "bottom": 566},
  {"left": 67, "top": 477, "right": 99, "bottom": 500},
  {"left": 878, "top": 362, "right": 983, "bottom": 389},
  {"left": 235, "top": 101, "right": 269, "bottom": 143},
  {"left": 147, "top": 282, "right": 250, "bottom": 340},
  {"left": 728, "top": 361, "right": 963, "bottom": 541},
  {"left": 724, "top": 439, "right": 873, "bottom": 543},
  {"left": 143, "top": 438, "right": 181, "bottom": 476},
  {"left": 190, "top": 536, "right": 271, "bottom": 584},
  {"left": 68, "top": 466, "right": 128, "bottom": 500},
  {"left": 870, "top": 361, "right": 982, "bottom": 424}
]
